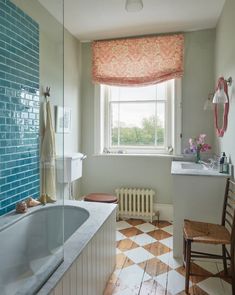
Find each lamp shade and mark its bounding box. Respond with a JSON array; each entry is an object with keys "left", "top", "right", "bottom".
[
  {"left": 212, "top": 87, "right": 228, "bottom": 104},
  {"left": 125, "top": 0, "right": 143, "bottom": 12}
]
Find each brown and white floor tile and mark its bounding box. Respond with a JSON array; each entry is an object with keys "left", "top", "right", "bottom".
[
  {"left": 216, "top": 261, "right": 227, "bottom": 273},
  {"left": 158, "top": 250, "right": 183, "bottom": 269},
  {"left": 155, "top": 269, "right": 192, "bottom": 295},
  {"left": 104, "top": 270, "right": 122, "bottom": 295},
  {"left": 176, "top": 262, "right": 213, "bottom": 284},
  {"left": 176, "top": 285, "right": 209, "bottom": 295},
  {"left": 217, "top": 267, "right": 233, "bottom": 285},
  {"left": 135, "top": 222, "right": 157, "bottom": 233},
  {"left": 197, "top": 277, "right": 232, "bottom": 295},
  {"left": 138, "top": 257, "right": 170, "bottom": 276},
  {"left": 114, "top": 264, "right": 151, "bottom": 290},
  {"left": 116, "top": 238, "right": 139, "bottom": 251},
  {"left": 119, "top": 227, "right": 143, "bottom": 237},
  {"left": 115, "top": 253, "right": 134, "bottom": 269},
  {"left": 144, "top": 241, "right": 171, "bottom": 256},
  {"left": 126, "top": 218, "right": 146, "bottom": 226},
  {"left": 116, "top": 220, "right": 132, "bottom": 230},
  {"left": 220, "top": 279, "right": 233, "bottom": 295},
  {"left": 104, "top": 219, "right": 233, "bottom": 295},
  {"left": 116, "top": 231, "right": 126, "bottom": 241},
  {"left": 159, "top": 236, "right": 173, "bottom": 249},
  {"left": 152, "top": 220, "right": 172, "bottom": 228},
  {"left": 192, "top": 260, "right": 221, "bottom": 275},
  {"left": 125, "top": 246, "right": 155, "bottom": 264},
  {"left": 139, "top": 279, "right": 172, "bottom": 295},
  {"left": 116, "top": 248, "right": 122, "bottom": 254},
  {"left": 130, "top": 232, "right": 157, "bottom": 246},
  {"left": 163, "top": 224, "right": 174, "bottom": 235},
  {"left": 112, "top": 287, "right": 139, "bottom": 295},
  {"left": 148, "top": 228, "right": 172, "bottom": 240}
]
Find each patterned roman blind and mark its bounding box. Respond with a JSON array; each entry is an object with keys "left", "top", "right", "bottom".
[{"left": 92, "top": 34, "right": 184, "bottom": 86}]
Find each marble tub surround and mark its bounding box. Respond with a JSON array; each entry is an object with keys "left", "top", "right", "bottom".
[
  {"left": 0, "top": 204, "right": 63, "bottom": 295},
  {"left": 38, "top": 201, "right": 116, "bottom": 295},
  {"left": 0, "top": 201, "right": 116, "bottom": 295}
]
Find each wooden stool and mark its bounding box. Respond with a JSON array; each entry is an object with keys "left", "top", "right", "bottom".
[{"left": 84, "top": 193, "right": 118, "bottom": 204}]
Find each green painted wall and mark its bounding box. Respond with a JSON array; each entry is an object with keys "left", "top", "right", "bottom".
[
  {"left": 215, "top": 0, "right": 235, "bottom": 165},
  {"left": 80, "top": 29, "right": 215, "bottom": 204}
]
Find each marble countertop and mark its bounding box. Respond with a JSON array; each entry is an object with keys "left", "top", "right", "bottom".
[{"left": 171, "top": 161, "right": 231, "bottom": 177}]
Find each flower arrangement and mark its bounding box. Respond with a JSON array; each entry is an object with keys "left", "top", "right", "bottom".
[{"left": 184, "top": 134, "right": 211, "bottom": 163}]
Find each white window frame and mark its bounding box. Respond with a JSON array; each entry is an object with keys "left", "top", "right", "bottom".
[{"left": 94, "top": 79, "right": 182, "bottom": 156}]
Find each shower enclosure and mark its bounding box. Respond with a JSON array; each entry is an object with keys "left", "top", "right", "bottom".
[{"left": 0, "top": 0, "right": 64, "bottom": 294}]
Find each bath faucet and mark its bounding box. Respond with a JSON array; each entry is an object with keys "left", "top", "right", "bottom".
[{"left": 199, "top": 159, "right": 217, "bottom": 170}]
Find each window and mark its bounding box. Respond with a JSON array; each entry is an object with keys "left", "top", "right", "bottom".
[{"left": 94, "top": 79, "right": 182, "bottom": 155}]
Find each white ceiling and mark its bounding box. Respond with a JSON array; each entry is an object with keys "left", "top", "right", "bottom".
[{"left": 39, "top": 0, "right": 225, "bottom": 41}]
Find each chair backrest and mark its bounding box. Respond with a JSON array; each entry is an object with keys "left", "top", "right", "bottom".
[{"left": 221, "top": 178, "right": 235, "bottom": 247}]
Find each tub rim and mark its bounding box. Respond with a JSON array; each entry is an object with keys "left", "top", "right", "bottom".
[{"left": 0, "top": 202, "right": 89, "bottom": 232}]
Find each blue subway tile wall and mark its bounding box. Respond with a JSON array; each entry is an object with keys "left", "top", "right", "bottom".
[{"left": 0, "top": 0, "right": 40, "bottom": 216}]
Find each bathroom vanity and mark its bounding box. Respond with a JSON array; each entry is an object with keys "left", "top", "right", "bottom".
[{"left": 171, "top": 161, "right": 231, "bottom": 258}]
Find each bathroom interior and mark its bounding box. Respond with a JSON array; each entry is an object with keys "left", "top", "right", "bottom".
[{"left": 0, "top": 0, "right": 235, "bottom": 294}]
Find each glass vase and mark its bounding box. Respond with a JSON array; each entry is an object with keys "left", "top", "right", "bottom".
[{"left": 195, "top": 149, "right": 201, "bottom": 163}]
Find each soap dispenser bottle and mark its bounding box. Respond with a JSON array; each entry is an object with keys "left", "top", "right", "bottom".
[{"left": 219, "top": 152, "right": 226, "bottom": 173}]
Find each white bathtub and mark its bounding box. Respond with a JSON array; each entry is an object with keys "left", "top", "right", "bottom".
[
  {"left": 38, "top": 201, "right": 116, "bottom": 295},
  {"left": 0, "top": 205, "right": 89, "bottom": 295}
]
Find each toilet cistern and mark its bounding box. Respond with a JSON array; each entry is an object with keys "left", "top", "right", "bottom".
[{"left": 56, "top": 153, "right": 87, "bottom": 199}]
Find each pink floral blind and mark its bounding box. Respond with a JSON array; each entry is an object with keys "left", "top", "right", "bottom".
[{"left": 92, "top": 34, "right": 184, "bottom": 86}]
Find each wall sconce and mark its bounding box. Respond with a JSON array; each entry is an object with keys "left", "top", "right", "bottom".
[
  {"left": 125, "top": 0, "right": 143, "bottom": 12},
  {"left": 212, "top": 77, "right": 232, "bottom": 104},
  {"left": 203, "top": 93, "right": 214, "bottom": 111},
  {"left": 213, "top": 76, "right": 232, "bottom": 137}
]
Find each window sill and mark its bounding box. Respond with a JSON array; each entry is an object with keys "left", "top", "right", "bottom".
[{"left": 93, "top": 153, "right": 183, "bottom": 159}]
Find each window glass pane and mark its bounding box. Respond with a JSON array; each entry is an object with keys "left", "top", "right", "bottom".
[
  {"left": 156, "top": 82, "right": 166, "bottom": 100},
  {"left": 119, "top": 102, "right": 155, "bottom": 146},
  {"left": 156, "top": 103, "right": 165, "bottom": 146},
  {"left": 109, "top": 85, "right": 157, "bottom": 101},
  {"left": 110, "top": 102, "right": 156, "bottom": 146},
  {"left": 110, "top": 103, "right": 119, "bottom": 146},
  {"left": 109, "top": 86, "right": 120, "bottom": 101},
  {"left": 103, "top": 80, "right": 176, "bottom": 153}
]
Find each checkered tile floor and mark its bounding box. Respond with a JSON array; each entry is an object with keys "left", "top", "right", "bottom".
[{"left": 104, "top": 219, "right": 232, "bottom": 295}]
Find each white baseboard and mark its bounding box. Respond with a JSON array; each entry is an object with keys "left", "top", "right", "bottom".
[{"left": 153, "top": 203, "right": 173, "bottom": 222}]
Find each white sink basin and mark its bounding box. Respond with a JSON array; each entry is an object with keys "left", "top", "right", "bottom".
[
  {"left": 171, "top": 161, "right": 231, "bottom": 177},
  {"left": 181, "top": 163, "right": 207, "bottom": 170}
]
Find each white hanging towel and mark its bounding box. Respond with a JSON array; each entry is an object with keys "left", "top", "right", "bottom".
[{"left": 41, "top": 101, "right": 56, "bottom": 201}]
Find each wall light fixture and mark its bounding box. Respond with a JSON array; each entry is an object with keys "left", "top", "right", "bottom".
[
  {"left": 203, "top": 93, "right": 214, "bottom": 111},
  {"left": 212, "top": 77, "right": 232, "bottom": 104},
  {"left": 125, "top": 0, "right": 143, "bottom": 12}
]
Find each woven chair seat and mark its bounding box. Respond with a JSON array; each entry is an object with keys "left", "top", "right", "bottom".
[
  {"left": 183, "top": 178, "right": 235, "bottom": 294},
  {"left": 184, "top": 219, "right": 230, "bottom": 245}
]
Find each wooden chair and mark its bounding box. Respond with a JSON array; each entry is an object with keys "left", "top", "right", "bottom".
[{"left": 183, "top": 178, "right": 235, "bottom": 294}]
